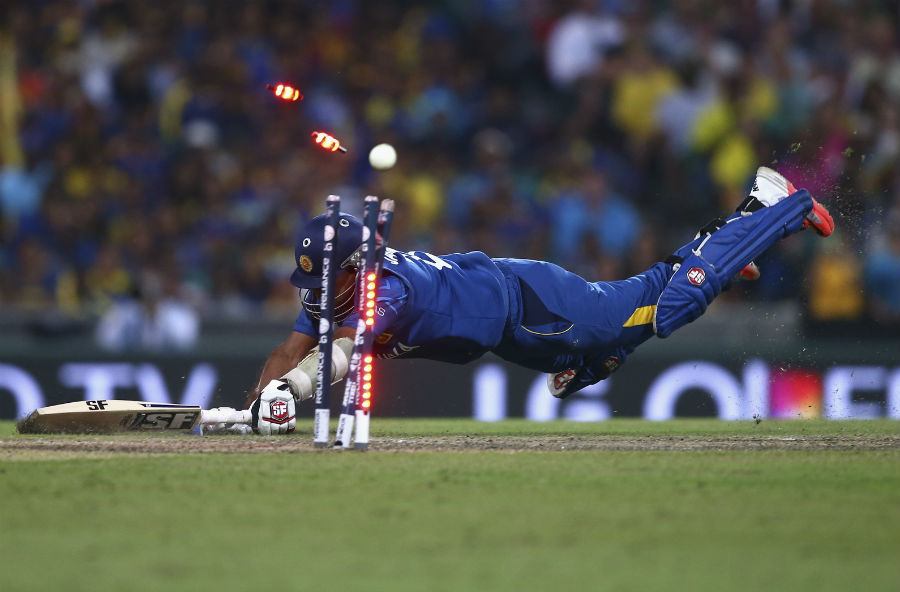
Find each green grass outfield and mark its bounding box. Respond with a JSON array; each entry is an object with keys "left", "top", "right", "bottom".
[{"left": 1, "top": 419, "right": 897, "bottom": 592}]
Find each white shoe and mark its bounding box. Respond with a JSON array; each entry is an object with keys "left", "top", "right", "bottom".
[
  {"left": 748, "top": 166, "right": 797, "bottom": 207},
  {"left": 737, "top": 167, "right": 797, "bottom": 280},
  {"left": 746, "top": 166, "right": 834, "bottom": 236},
  {"left": 736, "top": 167, "right": 834, "bottom": 279}
]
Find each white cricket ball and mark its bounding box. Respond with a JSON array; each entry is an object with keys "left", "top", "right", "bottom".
[{"left": 368, "top": 143, "right": 397, "bottom": 170}]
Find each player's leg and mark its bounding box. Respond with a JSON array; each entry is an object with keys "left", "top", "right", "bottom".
[
  {"left": 549, "top": 167, "right": 834, "bottom": 398},
  {"left": 493, "top": 259, "right": 670, "bottom": 358},
  {"left": 491, "top": 258, "right": 670, "bottom": 398},
  {"left": 653, "top": 168, "right": 833, "bottom": 338},
  {"left": 543, "top": 262, "right": 671, "bottom": 398}
]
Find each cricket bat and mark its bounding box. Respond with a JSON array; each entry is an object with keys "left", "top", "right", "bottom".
[{"left": 16, "top": 400, "right": 252, "bottom": 434}]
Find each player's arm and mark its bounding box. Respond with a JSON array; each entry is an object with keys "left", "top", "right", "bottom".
[
  {"left": 245, "top": 330, "right": 316, "bottom": 408},
  {"left": 242, "top": 327, "right": 356, "bottom": 435},
  {"left": 248, "top": 328, "right": 358, "bottom": 405},
  {"left": 266, "top": 276, "right": 406, "bottom": 406}
]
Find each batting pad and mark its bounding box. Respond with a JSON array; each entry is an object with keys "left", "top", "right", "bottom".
[{"left": 654, "top": 190, "right": 814, "bottom": 338}]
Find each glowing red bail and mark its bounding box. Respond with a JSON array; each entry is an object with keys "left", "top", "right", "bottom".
[
  {"left": 266, "top": 83, "right": 303, "bottom": 102},
  {"left": 311, "top": 131, "right": 348, "bottom": 153}
]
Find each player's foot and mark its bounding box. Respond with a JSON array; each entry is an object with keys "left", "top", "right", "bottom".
[
  {"left": 734, "top": 167, "right": 834, "bottom": 279},
  {"left": 802, "top": 199, "right": 834, "bottom": 237},
  {"left": 742, "top": 166, "right": 834, "bottom": 236},
  {"left": 738, "top": 261, "right": 760, "bottom": 280},
  {"left": 735, "top": 167, "right": 793, "bottom": 279},
  {"left": 547, "top": 369, "right": 577, "bottom": 399},
  {"left": 747, "top": 166, "right": 797, "bottom": 207}
]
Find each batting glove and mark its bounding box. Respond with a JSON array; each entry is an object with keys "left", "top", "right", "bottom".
[{"left": 252, "top": 379, "right": 297, "bottom": 435}]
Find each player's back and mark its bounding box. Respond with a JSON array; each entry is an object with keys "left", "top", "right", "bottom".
[{"left": 372, "top": 249, "right": 511, "bottom": 363}]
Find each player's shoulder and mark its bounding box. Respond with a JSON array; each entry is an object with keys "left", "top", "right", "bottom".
[
  {"left": 385, "top": 249, "right": 506, "bottom": 281},
  {"left": 444, "top": 250, "right": 503, "bottom": 266},
  {"left": 380, "top": 273, "right": 407, "bottom": 295}
]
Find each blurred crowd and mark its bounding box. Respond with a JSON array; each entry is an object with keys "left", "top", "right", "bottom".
[{"left": 0, "top": 0, "right": 897, "bottom": 348}]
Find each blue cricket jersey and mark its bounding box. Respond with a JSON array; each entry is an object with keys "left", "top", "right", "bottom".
[
  {"left": 293, "top": 249, "right": 671, "bottom": 373},
  {"left": 294, "top": 249, "right": 512, "bottom": 364}
]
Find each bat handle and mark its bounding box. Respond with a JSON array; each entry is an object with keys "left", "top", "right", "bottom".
[{"left": 199, "top": 408, "right": 253, "bottom": 425}]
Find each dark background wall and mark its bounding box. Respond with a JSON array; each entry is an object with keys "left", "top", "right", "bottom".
[{"left": 3, "top": 318, "right": 895, "bottom": 422}]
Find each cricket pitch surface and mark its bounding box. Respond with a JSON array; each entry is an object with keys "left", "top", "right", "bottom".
[{"left": 2, "top": 418, "right": 897, "bottom": 458}]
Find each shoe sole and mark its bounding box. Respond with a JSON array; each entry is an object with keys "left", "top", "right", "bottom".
[{"left": 803, "top": 199, "right": 835, "bottom": 236}]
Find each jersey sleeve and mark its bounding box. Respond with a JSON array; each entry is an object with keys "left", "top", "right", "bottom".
[
  {"left": 340, "top": 274, "right": 408, "bottom": 334},
  {"left": 292, "top": 306, "right": 317, "bottom": 337}
]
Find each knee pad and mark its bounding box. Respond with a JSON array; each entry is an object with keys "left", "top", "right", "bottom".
[
  {"left": 653, "top": 254, "right": 722, "bottom": 338},
  {"left": 654, "top": 190, "right": 813, "bottom": 338}
]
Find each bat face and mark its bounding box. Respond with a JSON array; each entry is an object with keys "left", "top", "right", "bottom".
[{"left": 17, "top": 400, "right": 204, "bottom": 434}]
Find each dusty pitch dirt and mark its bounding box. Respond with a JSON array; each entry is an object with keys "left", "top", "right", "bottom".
[{"left": 2, "top": 433, "right": 897, "bottom": 459}]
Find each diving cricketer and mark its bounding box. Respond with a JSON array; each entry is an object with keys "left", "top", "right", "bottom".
[{"left": 245, "top": 167, "right": 833, "bottom": 434}]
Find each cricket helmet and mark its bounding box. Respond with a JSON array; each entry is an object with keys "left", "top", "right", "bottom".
[{"left": 290, "top": 212, "right": 365, "bottom": 289}]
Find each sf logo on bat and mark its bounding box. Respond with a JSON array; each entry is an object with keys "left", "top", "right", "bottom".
[{"left": 122, "top": 412, "right": 200, "bottom": 430}]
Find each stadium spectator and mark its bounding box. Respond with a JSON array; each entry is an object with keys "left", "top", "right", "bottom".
[
  {"left": 863, "top": 212, "right": 900, "bottom": 323},
  {"left": 545, "top": 0, "right": 624, "bottom": 88},
  {"left": 0, "top": 0, "right": 896, "bottom": 339},
  {"left": 95, "top": 269, "right": 199, "bottom": 351}
]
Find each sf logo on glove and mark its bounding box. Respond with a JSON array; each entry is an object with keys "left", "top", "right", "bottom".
[{"left": 267, "top": 400, "right": 292, "bottom": 424}]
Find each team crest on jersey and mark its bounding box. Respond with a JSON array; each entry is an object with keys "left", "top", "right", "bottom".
[
  {"left": 268, "top": 400, "right": 291, "bottom": 423},
  {"left": 687, "top": 267, "right": 706, "bottom": 286},
  {"left": 375, "top": 332, "right": 392, "bottom": 344},
  {"left": 299, "top": 255, "right": 313, "bottom": 273}
]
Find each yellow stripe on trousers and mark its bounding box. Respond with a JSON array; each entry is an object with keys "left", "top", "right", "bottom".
[{"left": 622, "top": 305, "right": 656, "bottom": 327}]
